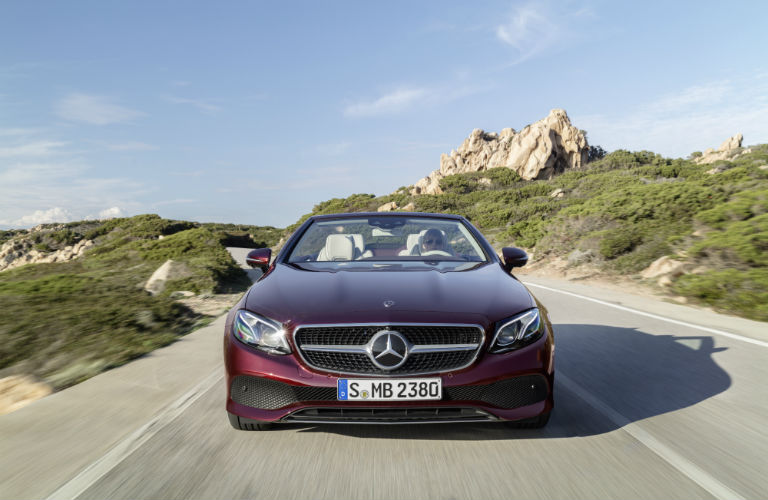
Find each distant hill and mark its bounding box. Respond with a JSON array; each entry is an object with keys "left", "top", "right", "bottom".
[
  {"left": 0, "top": 215, "right": 281, "bottom": 391},
  {"left": 289, "top": 145, "right": 768, "bottom": 321}
]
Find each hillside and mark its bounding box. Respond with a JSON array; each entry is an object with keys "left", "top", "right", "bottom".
[
  {"left": 289, "top": 145, "right": 768, "bottom": 321},
  {"left": 0, "top": 215, "right": 281, "bottom": 392},
  {"left": 2, "top": 141, "right": 766, "bottom": 406}
]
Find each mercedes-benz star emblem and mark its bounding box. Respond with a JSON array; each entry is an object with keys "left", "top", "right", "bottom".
[{"left": 367, "top": 330, "right": 409, "bottom": 370}]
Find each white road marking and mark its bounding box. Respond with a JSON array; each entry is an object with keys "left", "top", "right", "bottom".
[
  {"left": 558, "top": 373, "right": 745, "bottom": 500},
  {"left": 523, "top": 281, "right": 768, "bottom": 348},
  {"left": 45, "top": 370, "right": 223, "bottom": 500}
]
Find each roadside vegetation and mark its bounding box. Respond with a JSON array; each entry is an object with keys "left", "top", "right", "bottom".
[
  {"left": 3, "top": 145, "right": 766, "bottom": 393},
  {"left": 0, "top": 215, "right": 281, "bottom": 389},
  {"left": 290, "top": 146, "right": 768, "bottom": 321}
]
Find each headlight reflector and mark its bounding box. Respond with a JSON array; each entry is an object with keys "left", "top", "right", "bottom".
[
  {"left": 489, "top": 308, "right": 542, "bottom": 353},
  {"left": 234, "top": 310, "right": 290, "bottom": 354}
]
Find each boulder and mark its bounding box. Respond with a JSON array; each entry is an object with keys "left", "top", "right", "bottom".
[
  {"left": 144, "top": 260, "right": 193, "bottom": 296},
  {"left": 694, "top": 133, "right": 745, "bottom": 164},
  {"left": 707, "top": 164, "right": 730, "bottom": 175},
  {"left": 550, "top": 188, "right": 565, "bottom": 199},
  {"left": 410, "top": 109, "right": 588, "bottom": 195},
  {"left": 641, "top": 256, "right": 686, "bottom": 279},
  {"left": 377, "top": 202, "right": 398, "bottom": 212},
  {"left": 658, "top": 275, "right": 673, "bottom": 287}
]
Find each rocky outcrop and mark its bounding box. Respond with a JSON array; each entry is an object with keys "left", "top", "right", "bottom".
[
  {"left": 694, "top": 133, "right": 747, "bottom": 165},
  {"left": 0, "top": 238, "right": 94, "bottom": 272},
  {"left": 144, "top": 259, "right": 193, "bottom": 296},
  {"left": 640, "top": 255, "right": 688, "bottom": 287},
  {"left": 377, "top": 202, "right": 398, "bottom": 212},
  {"left": 411, "top": 109, "right": 588, "bottom": 195},
  {"left": 641, "top": 256, "right": 686, "bottom": 279},
  {"left": 0, "top": 375, "right": 52, "bottom": 416}
]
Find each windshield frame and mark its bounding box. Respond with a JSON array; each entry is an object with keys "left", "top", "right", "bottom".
[{"left": 277, "top": 213, "right": 496, "bottom": 269}]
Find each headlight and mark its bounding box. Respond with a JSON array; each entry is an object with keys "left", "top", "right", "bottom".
[
  {"left": 489, "top": 308, "right": 542, "bottom": 353},
  {"left": 234, "top": 310, "right": 291, "bottom": 355}
]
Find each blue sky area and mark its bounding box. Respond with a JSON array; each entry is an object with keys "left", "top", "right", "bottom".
[{"left": 2, "top": 1, "right": 767, "bottom": 228}]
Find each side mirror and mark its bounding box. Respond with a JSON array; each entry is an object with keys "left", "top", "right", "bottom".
[
  {"left": 501, "top": 247, "right": 528, "bottom": 272},
  {"left": 245, "top": 248, "right": 271, "bottom": 271}
]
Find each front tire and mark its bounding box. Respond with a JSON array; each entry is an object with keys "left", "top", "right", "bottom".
[{"left": 228, "top": 412, "right": 272, "bottom": 431}]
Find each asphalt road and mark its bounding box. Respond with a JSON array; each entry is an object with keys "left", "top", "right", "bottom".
[{"left": 1, "top": 249, "right": 767, "bottom": 499}]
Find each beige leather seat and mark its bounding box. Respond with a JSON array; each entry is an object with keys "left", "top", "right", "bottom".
[
  {"left": 349, "top": 234, "right": 373, "bottom": 259},
  {"left": 398, "top": 232, "right": 425, "bottom": 256},
  {"left": 316, "top": 234, "right": 355, "bottom": 261}
]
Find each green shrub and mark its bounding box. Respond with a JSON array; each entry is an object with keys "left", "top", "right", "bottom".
[
  {"left": 34, "top": 243, "right": 53, "bottom": 253},
  {"left": 598, "top": 228, "right": 642, "bottom": 259},
  {"left": 672, "top": 269, "right": 768, "bottom": 321}
]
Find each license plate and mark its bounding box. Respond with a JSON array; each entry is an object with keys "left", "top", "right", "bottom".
[{"left": 337, "top": 378, "right": 442, "bottom": 401}]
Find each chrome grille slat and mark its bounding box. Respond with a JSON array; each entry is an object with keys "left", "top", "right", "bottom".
[{"left": 294, "top": 323, "right": 485, "bottom": 376}]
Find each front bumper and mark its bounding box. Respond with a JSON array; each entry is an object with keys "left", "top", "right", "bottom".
[{"left": 224, "top": 328, "right": 554, "bottom": 424}]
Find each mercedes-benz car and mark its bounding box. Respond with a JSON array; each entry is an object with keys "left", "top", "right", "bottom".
[{"left": 224, "top": 212, "right": 554, "bottom": 429}]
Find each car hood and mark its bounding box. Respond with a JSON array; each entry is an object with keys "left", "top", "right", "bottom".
[{"left": 244, "top": 263, "right": 535, "bottom": 327}]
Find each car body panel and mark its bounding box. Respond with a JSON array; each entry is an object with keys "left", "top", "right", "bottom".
[
  {"left": 244, "top": 263, "right": 535, "bottom": 326},
  {"left": 224, "top": 212, "right": 554, "bottom": 426}
]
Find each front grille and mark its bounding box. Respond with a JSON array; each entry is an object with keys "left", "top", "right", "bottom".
[
  {"left": 283, "top": 407, "right": 495, "bottom": 423},
  {"left": 445, "top": 375, "right": 548, "bottom": 409},
  {"left": 230, "top": 376, "right": 336, "bottom": 410},
  {"left": 296, "top": 325, "right": 482, "bottom": 346},
  {"left": 294, "top": 324, "right": 484, "bottom": 375},
  {"left": 231, "top": 374, "right": 548, "bottom": 411}
]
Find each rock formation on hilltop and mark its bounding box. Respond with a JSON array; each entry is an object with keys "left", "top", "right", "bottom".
[
  {"left": 694, "top": 133, "right": 748, "bottom": 164},
  {"left": 0, "top": 237, "right": 94, "bottom": 273},
  {"left": 410, "top": 109, "right": 588, "bottom": 195}
]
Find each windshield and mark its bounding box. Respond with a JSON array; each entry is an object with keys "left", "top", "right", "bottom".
[{"left": 287, "top": 216, "right": 488, "bottom": 270}]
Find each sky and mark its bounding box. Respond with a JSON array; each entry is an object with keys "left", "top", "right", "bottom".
[{"left": 2, "top": 0, "right": 768, "bottom": 229}]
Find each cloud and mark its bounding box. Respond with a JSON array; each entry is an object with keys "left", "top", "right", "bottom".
[
  {"left": 153, "top": 198, "right": 196, "bottom": 206},
  {"left": 496, "top": 4, "right": 557, "bottom": 63},
  {"left": 55, "top": 93, "right": 144, "bottom": 125},
  {"left": 98, "top": 206, "right": 124, "bottom": 219},
  {"left": 495, "top": 2, "right": 592, "bottom": 64},
  {"left": 0, "top": 129, "right": 147, "bottom": 229},
  {"left": 106, "top": 141, "right": 158, "bottom": 151},
  {"left": 0, "top": 127, "right": 39, "bottom": 137},
  {"left": 0, "top": 159, "right": 145, "bottom": 228},
  {"left": 316, "top": 142, "right": 352, "bottom": 155},
  {"left": 0, "top": 140, "right": 68, "bottom": 158},
  {"left": 0, "top": 161, "right": 85, "bottom": 185},
  {"left": 166, "top": 96, "right": 221, "bottom": 112},
  {"left": 344, "top": 88, "right": 429, "bottom": 117},
  {"left": 649, "top": 81, "right": 731, "bottom": 113},
  {"left": 8, "top": 207, "right": 75, "bottom": 227},
  {"left": 575, "top": 75, "right": 768, "bottom": 158},
  {"left": 343, "top": 82, "right": 490, "bottom": 118}
]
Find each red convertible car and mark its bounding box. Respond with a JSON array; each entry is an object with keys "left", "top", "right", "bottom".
[{"left": 224, "top": 212, "right": 554, "bottom": 429}]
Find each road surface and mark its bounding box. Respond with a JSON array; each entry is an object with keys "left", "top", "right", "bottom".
[{"left": 1, "top": 248, "right": 766, "bottom": 499}]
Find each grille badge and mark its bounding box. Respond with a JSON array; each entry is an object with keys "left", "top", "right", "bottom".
[{"left": 368, "top": 330, "right": 409, "bottom": 370}]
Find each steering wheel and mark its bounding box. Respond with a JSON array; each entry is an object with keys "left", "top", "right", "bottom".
[{"left": 421, "top": 249, "right": 452, "bottom": 257}]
